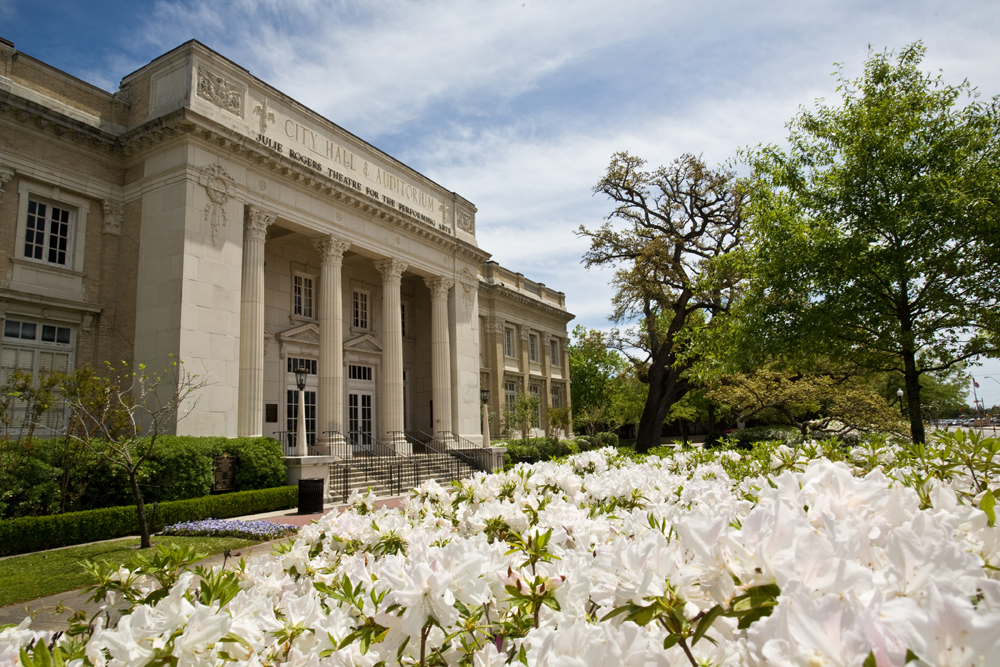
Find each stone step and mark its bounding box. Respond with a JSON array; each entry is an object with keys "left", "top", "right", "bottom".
[{"left": 327, "top": 453, "right": 477, "bottom": 501}]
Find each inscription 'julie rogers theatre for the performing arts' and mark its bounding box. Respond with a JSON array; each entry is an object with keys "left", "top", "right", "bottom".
[
  {"left": 253, "top": 110, "right": 446, "bottom": 233},
  {"left": 0, "top": 37, "right": 574, "bottom": 496}
]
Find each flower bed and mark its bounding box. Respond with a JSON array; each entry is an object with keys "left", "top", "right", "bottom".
[
  {"left": 2, "top": 432, "right": 999, "bottom": 666},
  {"left": 162, "top": 518, "right": 298, "bottom": 541}
]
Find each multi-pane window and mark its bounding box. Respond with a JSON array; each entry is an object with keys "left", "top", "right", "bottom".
[
  {"left": 286, "top": 357, "right": 317, "bottom": 374},
  {"left": 1, "top": 318, "right": 74, "bottom": 434},
  {"left": 551, "top": 386, "right": 562, "bottom": 409},
  {"left": 401, "top": 303, "right": 407, "bottom": 337},
  {"left": 286, "top": 389, "right": 316, "bottom": 447},
  {"left": 550, "top": 339, "right": 560, "bottom": 366},
  {"left": 504, "top": 327, "right": 515, "bottom": 358},
  {"left": 293, "top": 274, "right": 314, "bottom": 318},
  {"left": 353, "top": 290, "right": 369, "bottom": 329},
  {"left": 529, "top": 385, "right": 541, "bottom": 426},
  {"left": 504, "top": 381, "right": 517, "bottom": 410},
  {"left": 529, "top": 334, "right": 539, "bottom": 362},
  {"left": 24, "top": 199, "right": 72, "bottom": 267},
  {"left": 348, "top": 364, "right": 373, "bottom": 381}
]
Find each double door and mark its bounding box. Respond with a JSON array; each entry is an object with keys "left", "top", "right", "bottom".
[{"left": 348, "top": 391, "right": 374, "bottom": 453}]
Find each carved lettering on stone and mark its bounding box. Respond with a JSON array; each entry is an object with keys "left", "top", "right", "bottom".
[
  {"left": 456, "top": 209, "right": 475, "bottom": 234},
  {"left": 200, "top": 164, "right": 236, "bottom": 245},
  {"left": 0, "top": 166, "right": 13, "bottom": 203},
  {"left": 102, "top": 199, "right": 123, "bottom": 236},
  {"left": 196, "top": 67, "right": 244, "bottom": 117}
]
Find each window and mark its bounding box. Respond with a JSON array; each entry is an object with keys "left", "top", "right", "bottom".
[
  {"left": 286, "top": 357, "right": 317, "bottom": 374},
  {"left": 551, "top": 385, "right": 562, "bottom": 409},
  {"left": 529, "top": 334, "right": 539, "bottom": 362},
  {"left": 504, "top": 381, "right": 517, "bottom": 410},
  {"left": 1, "top": 318, "right": 74, "bottom": 434},
  {"left": 293, "top": 274, "right": 314, "bottom": 319},
  {"left": 286, "top": 389, "right": 316, "bottom": 447},
  {"left": 401, "top": 302, "right": 407, "bottom": 337},
  {"left": 348, "top": 364, "right": 373, "bottom": 381},
  {"left": 504, "top": 327, "right": 515, "bottom": 358},
  {"left": 530, "top": 385, "right": 541, "bottom": 426},
  {"left": 15, "top": 182, "right": 90, "bottom": 275},
  {"left": 353, "top": 290, "right": 369, "bottom": 329},
  {"left": 550, "top": 339, "right": 560, "bottom": 366},
  {"left": 24, "top": 198, "right": 73, "bottom": 267}
]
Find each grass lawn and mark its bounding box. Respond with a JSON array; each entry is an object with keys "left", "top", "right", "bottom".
[{"left": 0, "top": 535, "right": 271, "bottom": 607}]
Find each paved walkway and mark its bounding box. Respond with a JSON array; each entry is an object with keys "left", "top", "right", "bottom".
[{"left": 0, "top": 495, "right": 408, "bottom": 632}]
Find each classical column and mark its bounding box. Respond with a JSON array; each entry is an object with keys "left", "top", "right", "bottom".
[
  {"left": 314, "top": 235, "right": 351, "bottom": 454},
  {"left": 425, "top": 277, "right": 454, "bottom": 443},
  {"left": 375, "top": 258, "right": 408, "bottom": 453},
  {"left": 238, "top": 205, "right": 276, "bottom": 437}
]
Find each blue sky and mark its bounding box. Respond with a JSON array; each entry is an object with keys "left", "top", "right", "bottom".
[{"left": 2, "top": 0, "right": 999, "bottom": 405}]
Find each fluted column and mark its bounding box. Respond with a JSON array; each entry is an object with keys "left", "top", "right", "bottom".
[
  {"left": 238, "top": 205, "right": 276, "bottom": 436},
  {"left": 425, "top": 277, "right": 454, "bottom": 443},
  {"left": 375, "top": 258, "right": 408, "bottom": 453},
  {"left": 314, "top": 235, "right": 351, "bottom": 453}
]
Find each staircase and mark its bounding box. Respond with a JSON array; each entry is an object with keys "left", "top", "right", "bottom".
[{"left": 328, "top": 451, "right": 476, "bottom": 502}]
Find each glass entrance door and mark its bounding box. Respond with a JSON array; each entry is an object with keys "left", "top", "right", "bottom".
[
  {"left": 286, "top": 390, "right": 317, "bottom": 453},
  {"left": 348, "top": 391, "right": 373, "bottom": 453}
]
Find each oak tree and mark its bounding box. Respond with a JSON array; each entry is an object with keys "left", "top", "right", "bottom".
[{"left": 580, "top": 153, "right": 747, "bottom": 452}]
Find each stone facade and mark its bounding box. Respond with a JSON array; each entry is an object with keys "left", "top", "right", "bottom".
[
  {"left": 0, "top": 37, "right": 573, "bottom": 446},
  {"left": 478, "top": 261, "right": 574, "bottom": 438}
]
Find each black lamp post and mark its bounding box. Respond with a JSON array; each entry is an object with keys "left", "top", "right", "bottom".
[{"left": 897, "top": 388, "right": 905, "bottom": 418}]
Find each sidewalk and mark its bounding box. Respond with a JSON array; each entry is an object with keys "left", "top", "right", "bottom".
[{"left": 0, "top": 495, "right": 408, "bottom": 632}]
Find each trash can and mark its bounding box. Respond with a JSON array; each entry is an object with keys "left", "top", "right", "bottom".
[{"left": 298, "top": 478, "right": 324, "bottom": 515}]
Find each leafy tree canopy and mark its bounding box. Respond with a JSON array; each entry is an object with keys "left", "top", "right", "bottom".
[{"left": 727, "top": 42, "right": 1000, "bottom": 444}]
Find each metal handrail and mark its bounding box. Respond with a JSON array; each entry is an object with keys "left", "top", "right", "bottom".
[
  {"left": 275, "top": 431, "right": 321, "bottom": 456},
  {"left": 443, "top": 431, "right": 497, "bottom": 472}
]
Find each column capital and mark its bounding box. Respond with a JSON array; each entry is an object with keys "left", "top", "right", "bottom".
[
  {"left": 374, "top": 258, "right": 408, "bottom": 284},
  {"left": 423, "top": 276, "right": 454, "bottom": 299},
  {"left": 313, "top": 235, "right": 351, "bottom": 264},
  {"left": 244, "top": 204, "right": 276, "bottom": 240}
]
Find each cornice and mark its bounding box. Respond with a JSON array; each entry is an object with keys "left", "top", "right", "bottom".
[
  {"left": 118, "top": 110, "right": 491, "bottom": 264},
  {"left": 0, "top": 91, "right": 123, "bottom": 154},
  {"left": 478, "top": 282, "right": 574, "bottom": 322}
]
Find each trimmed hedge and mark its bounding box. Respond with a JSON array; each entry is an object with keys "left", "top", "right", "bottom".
[{"left": 0, "top": 485, "right": 298, "bottom": 557}]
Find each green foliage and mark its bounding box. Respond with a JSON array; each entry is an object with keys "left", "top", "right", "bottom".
[
  {"left": 731, "top": 43, "right": 1000, "bottom": 445},
  {"left": 0, "top": 485, "right": 298, "bottom": 556},
  {"left": 502, "top": 438, "right": 575, "bottom": 467},
  {"left": 223, "top": 437, "right": 288, "bottom": 490}
]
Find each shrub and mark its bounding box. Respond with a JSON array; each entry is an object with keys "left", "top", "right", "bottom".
[
  {"left": 502, "top": 437, "right": 575, "bottom": 468},
  {"left": 221, "top": 437, "right": 285, "bottom": 490},
  {"left": 729, "top": 424, "right": 801, "bottom": 448},
  {"left": 149, "top": 436, "right": 224, "bottom": 501},
  {"left": 0, "top": 485, "right": 298, "bottom": 556}
]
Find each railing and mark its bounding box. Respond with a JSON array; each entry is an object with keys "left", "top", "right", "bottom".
[
  {"left": 444, "top": 431, "right": 499, "bottom": 472},
  {"left": 329, "top": 462, "right": 351, "bottom": 504},
  {"left": 275, "top": 431, "right": 321, "bottom": 456},
  {"left": 345, "top": 432, "right": 420, "bottom": 496}
]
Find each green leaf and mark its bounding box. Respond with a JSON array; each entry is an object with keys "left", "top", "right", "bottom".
[
  {"left": 662, "top": 634, "right": 679, "bottom": 649},
  {"left": 981, "top": 489, "right": 996, "bottom": 527},
  {"left": 863, "top": 652, "right": 877, "bottom": 667},
  {"left": 599, "top": 605, "right": 630, "bottom": 622},
  {"left": 692, "top": 605, "right": 723, "bottom": 646}
]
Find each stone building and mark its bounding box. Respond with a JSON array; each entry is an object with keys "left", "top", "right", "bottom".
[{"left": 0, "top": 37, "right": 572, "bottom": 452}]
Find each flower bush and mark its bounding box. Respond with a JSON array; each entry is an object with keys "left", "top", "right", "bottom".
[
  {"left": 162, "top": 518, "right": 298, "bottom": 541},
  {"left": 3, "top": 429, "right": 999, "bottom": 666}
]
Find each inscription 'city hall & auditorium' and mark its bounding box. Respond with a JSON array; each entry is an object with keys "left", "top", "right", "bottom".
[{"left": 252, "top": 118, "right": 451, "bottom": 235}]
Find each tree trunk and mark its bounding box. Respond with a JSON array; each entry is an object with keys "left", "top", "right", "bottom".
[
  {"left": 901, "top": 349, "right": 926, "bottom": 444},
  {"left": 635, "top": 361, "right": 686, "bottom": 453},
  {"left": 129, "top": 471, "right": 151, "bottom": 549}
]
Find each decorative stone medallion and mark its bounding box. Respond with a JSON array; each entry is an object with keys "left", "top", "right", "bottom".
[
  {"left": 200, "top": 164, "right": 236, "bottom": 245},
  {"left": 102, "top": 199, "right": 123, "bottom": 236},
  {"left": 457, "top": 209, "right": 475, "bottom": 234}
]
